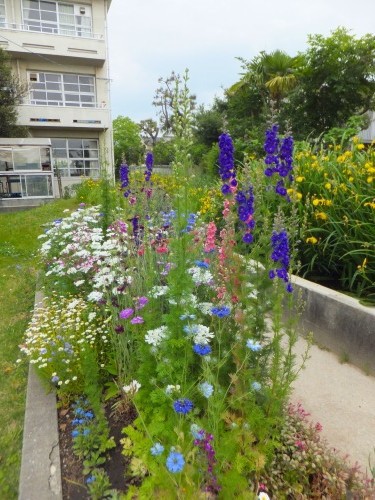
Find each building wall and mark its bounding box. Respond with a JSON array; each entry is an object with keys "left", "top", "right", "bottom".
[{"left": 0, "top": 0, "right": 114, "bottom": 196}]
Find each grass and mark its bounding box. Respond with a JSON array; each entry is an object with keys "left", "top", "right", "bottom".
[{"left": 0, "top": 199, "right": 78, "bottom": 498}]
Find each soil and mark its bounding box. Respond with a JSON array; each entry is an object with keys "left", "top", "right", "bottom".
[{"left": 58, "top": 398, "right": 136, "bottom": 499}]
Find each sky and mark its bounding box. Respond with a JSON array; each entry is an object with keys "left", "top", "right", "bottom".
[{"left": 107, "top": 0, "right": 375, "bottom": 124}]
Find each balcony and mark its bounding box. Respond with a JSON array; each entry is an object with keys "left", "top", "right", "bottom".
[
  {"left": 0, "top": 23, "right": 106, "bottom": 65},
  {"left": 17, "top": 103, "right": 111, "bottom": 130}
]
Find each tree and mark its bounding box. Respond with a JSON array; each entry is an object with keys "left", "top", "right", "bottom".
[
  {"left": 153, "top": 71, "right": 196, "bottom": 132},
  {"left": 193, "top": 104, "right": 223, "bottom": 147},
  {"left": 282, "top": 28, "right": 375, "bottom": 139},
  {"left": 0, "top": 47, "right": 28, "bottom": 137},
  {"left": 139, "top": 118, "right": 159, "bottom": 147},
  {"left": 112, "top": 116, "right": 144, "bottom": 167}
]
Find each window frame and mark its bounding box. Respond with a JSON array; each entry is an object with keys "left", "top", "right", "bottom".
[
  {"left": 51, "top": 138, "right": 100, "bottom": 178},
  {"left": 28, "top": 71, "right": 96, "bottom": 108},
  {"left": 22, "top": 0, "right": 93, "bottom": 37}
]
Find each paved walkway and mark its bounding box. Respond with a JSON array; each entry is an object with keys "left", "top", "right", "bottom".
[{"left": 292, "top": 336, "right": 375, "bottom": 475}]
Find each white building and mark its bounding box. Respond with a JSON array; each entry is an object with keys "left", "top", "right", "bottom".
[{"left": 0, "top": 0, "right": 114, "bottom": 200}]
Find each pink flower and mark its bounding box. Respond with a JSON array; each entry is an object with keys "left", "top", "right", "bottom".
[
  {"left": 119, "top": 308, "right": 134, "bottom": 319},
  {"left": 131, "top": 316, "right": 144, "bottom": 324}
]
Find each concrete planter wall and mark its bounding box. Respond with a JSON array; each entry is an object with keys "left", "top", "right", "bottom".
[{"left": 292, "top": 275, "right": 375, "bottom": 375}]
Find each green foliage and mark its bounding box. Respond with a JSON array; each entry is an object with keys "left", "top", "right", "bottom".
[
  {"left": 113, "top": 115, "right": 144, "bottom": 168},
  {"left": 153, "top": 139, "right": 175, "bottom": 165},
  {"left": 293, "top": 140, "right": 375, "bottom": 299},
  {"left": 282, "top": 27, "right": 375, "bottom": 139},
  {"left": 0, "top": 47, "right": 28, "bottom": 137}
]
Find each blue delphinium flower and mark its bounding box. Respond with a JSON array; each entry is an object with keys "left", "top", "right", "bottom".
[
  {"left": 193, "top": 344, "right": 211, "bottom": 356},
  {"left": 246, "top": 339, "right": 262, "bottom": 352},
  {"left": 263, "top": 125, "right": 294, "bottom": 200},
  {"left": 150, "top": 442, "right": 164, "bottom": 456},
  {"left": 120, "top": 162, "right": 131, "bottom": 197},
  {"left": 236, "top": 186, "right": 256, "bottom": 244},
  {"left": 218, "top": 133, "right": 237, "bottom": 195},
  {"left": 199, "top": 382, "right": 214, "bottom": 398},
  {"left": 166, "top": 451, "right": 185, "bottom": 473},
  {"left": 182, "top": 213, "right": 198, "bottom": 233},
  {"left": 173, "top": 398, "right": 194, "bottom": 414},
  {"left": 269, "top": 229, "right": 293, "bottom": 292},
  {"left": 144, "top": 152, "right": 154, "bottom": 182},
  {"left": 211, "top": 305, "right": 231, "bottom": 317}
]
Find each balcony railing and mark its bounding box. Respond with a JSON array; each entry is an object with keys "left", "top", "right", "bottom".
[
  {"left": 21, "top": 100, "right": 109, "bottom": 109},
  {"left": 0, "top": 22, "right": 103, "bottom": 40}
]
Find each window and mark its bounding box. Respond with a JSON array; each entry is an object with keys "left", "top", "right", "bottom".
[
  {"left": 22, "top": 0, "right": 92, "bottom": 37},
  {"left": 0, "top": 0, "right": 5, "bottom": 26},
  {"left": 28, "top": 72, "right": 96, "bottom": 107},
  {"left": 52, "top": 138, "right": 99, "bottom": 178}
]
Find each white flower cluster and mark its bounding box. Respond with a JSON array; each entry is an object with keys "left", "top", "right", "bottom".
[
  {"left": 20, "top": 295, "right": 109, "bottom": 388},
  {"left": 145, "top": 326, "right": 169, "bottom": 347},
  {"left": 123, "top": 379, "right": 141, "bottom": 395},
  {"left": 188, "top": 266, "right": 214, "bottom": 286},
  {"left": 192, "top": 324, "right": 214, "bottom": 345}
]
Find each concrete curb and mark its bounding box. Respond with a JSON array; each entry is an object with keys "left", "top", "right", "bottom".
[
  {"left": 292, "top": 275, "right": 375, "bottom": 375},
  {"left": 18, "top": 292, "right": 62, "bottom": 500}
]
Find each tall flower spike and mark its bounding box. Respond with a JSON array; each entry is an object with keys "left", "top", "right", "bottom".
[
  {"left": 218, "top": 133, "right": 237, "bottom": 195},
  {"left": 120, "top": 162, "right": 131, "bottom": 197},
  {"left": 144, "top": 152, "right": 154, "bottom": 182}
]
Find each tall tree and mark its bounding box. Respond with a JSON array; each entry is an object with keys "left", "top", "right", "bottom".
[
  {"left": 282, "top": 28, "right": 375, "bottom": 138},
  {"left": 153, "top": 71, "right": 196, "bottom": 133},
  {"left": 139, "top": 118, "right": 159, "bottom": 147},
  {"left": 0, "top": 47, "right": 28, "bottom": 137},
  {"left": 112, "top": 116, "right": 144, "bottom": 167}
]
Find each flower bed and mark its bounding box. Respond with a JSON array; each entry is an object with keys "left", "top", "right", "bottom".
[{"left": 19, "top": 79, "right": 375, "bottom": 498}]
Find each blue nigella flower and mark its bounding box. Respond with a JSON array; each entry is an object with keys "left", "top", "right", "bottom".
[
  {"left": 190, "top": 423, "right": 204, "bottom": 440},
  {"left": 173, "top": 398, "right": 194, "bottom": 415},
  {"left": 71, "top": 429, "right": 80, "bottom": 438},
  {"left": 199, "top": 382, "right": 214, "bottom": 398},
  {"left": 211, "top": 305, "right": 231, "bottom": 317},
  {"left": 251, "top": 381, "right": 262, "bottom": 392},
  {"left": 83, "top": 428, "right": 91, "bottom": 436},
  {"left": 246, "top": 339, "right": 262, "bottom": 352},
  {"left": 180, "top": 313, "right": 196, "bottom": 321},
  {"left": 194, "top": 260, "right": 209, "bottom": 268},
  {"left": 166, "top": 451, "right": 185, "bottom": 473},
  {"left": 86, "top": 475, "right": 95, "bottom": 484},
  {"left": 193, "top": 344, "right": 211, "bottom": 356},
  {"left": 150, "top": 442, "right": 164, "bottom": 456}
]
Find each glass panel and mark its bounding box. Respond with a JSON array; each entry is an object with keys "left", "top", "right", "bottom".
[
  {"left": 63, "top": 74, "right": 78, "bottom": 84},
  {"left": 70, "top": 160, "right": 84, "bottom": 176},
  {"left": 13, "top": 148, "right": 41, "bottom": 170},
  {"left": 51, "top": 139, "right": 66, "bottom": 148},
  {"left": 68, "top": 139, "right": 82, "bottom": 148},
  {"left": 25, "top": 175, "right": 53, "bottom": 196},
  {"left": 0, "top": 150, "right": 13, "bottom": 171},
  {"left": 23, "top": 1, "right": 39, "bottom": 8},
  {"left": 65, "top": 94, "right": 79, "bottom": 102},
  {"left": 64, "top": 83, "right": 79, "bottom": 92},
  {"left": 83, "top": 139, "right": 98, "bottom": 149},
  {"left": 45, "top": 73, "right": 60, "bottom": 82},
  {"left": 69, "top": 148, "right": 83, "bottom": 158},
  {"left": 40, "top": 1, "right": 56, "bottom": 11},
  {"left": 45, "top": 82, "right": 61, "bottom": 91},
  {"left": 41, "top": 148, "right": 51, "bottom": 171},
  {"left": 27, "top": 9, "right": 41, "bottom": 20},
  {"left": 47, "top": 92, "right": 62, "bottom": 100},
  {"left": 58, "top": 3, "right": 73, "bottom": 14},
  {"left": 31, "top": 91, "right": 47, "bottom": 100},
  {"left": 83, "top": 148, "right": 98, "bottom": 158},
  {"left": 40, "top": 10, "right": 57, "bottom": 21},
  {"left": 53, "top": 149, "right": 66, "bottom": 158}
]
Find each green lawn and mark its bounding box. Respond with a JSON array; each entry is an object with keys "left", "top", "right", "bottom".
[{"left": 0, "top": 199, "right": 78, "bottom": 498}]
